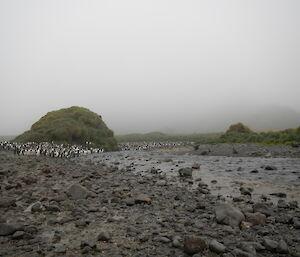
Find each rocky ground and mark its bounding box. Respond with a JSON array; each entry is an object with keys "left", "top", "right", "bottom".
[
  {"left": 0, "top": 149, "right": 300, "bottom": 257},
  {"left": 190, "top": 143, "right": 300, "bottom": 158}
]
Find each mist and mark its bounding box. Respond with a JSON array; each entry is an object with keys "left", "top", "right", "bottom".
[{"left": 1, "top": 0, "right": 299, "bottom": 136}]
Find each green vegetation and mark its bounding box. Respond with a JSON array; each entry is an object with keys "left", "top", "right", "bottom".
[
  {"left": 0, "top": 136, "right": 15, "bottom": 141},
  {"left": 226, "top": 122, "right": 253, "bottom": 134},
  {"left": 220, "top": 123, "right": 300, "bottom": 145},
  {"left": 116, "top": 132, "right": 221, "bottom": 144},
  {"left": 14, "top": 106, "right": 118, "bottom": 150},
  {"left": 116, "top": 123, "right": 300, "bottom": 146}
]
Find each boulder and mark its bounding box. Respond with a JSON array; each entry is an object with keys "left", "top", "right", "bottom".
[
  {"left": 135, "top": 194, "right": 151, "bottom": 204},
  {"left": 0, "top": 198, "right": 16, "bottom": 208},
  {"left": 245, "top": 212, "right": 266, "bottom": 226},
  {"left": 183, "top": 236, "right": 207, "bottom": 254},
  {"left": 264, "top": 165, "right": 277, "bottom": 170},
  {"left": 0, "top": 223, "right": 21, "bottom": 236},
  {"left": 277, "top": 239, "right": 289, "bottom": 253},
  {"left": 192, "top": 163, "right": 201, "bottom": 169},
  {"left": 97, "top": 230, "right": 111, "bottom": 241},
  {"left": 263, "top": 237, "right": 278, "bottom": 252},
  {"left": 178, "top": 168, "right": 193, "bottom": 177},
  {"left": 66, "top": 184, "right": 90, "bottom": 200},
  {"left": 209, "top": 239, "right": 226, "bottom": 253},
  {"left": 215, "top": 203, "right": 245, "bottom": 228},
  {"left": 253, "top": 203, "right": 273, "bottom": 217}
]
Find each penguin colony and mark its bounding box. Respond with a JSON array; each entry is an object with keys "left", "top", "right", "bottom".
[
  {"left": 119, "top": 141, "right": 193, "bottom": 151},
  {"left": 0, "top": 141, "right": 103, "bottom": 158}
]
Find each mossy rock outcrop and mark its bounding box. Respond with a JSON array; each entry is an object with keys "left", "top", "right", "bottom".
[
  {"left": 226, "top": 123, "right": 253, "bottom": 134},
  {"left": 15, "top": 106, "right": 118, "bottom": 150}
]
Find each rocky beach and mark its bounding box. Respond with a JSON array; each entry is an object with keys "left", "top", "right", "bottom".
[{"left": 1, "top": 144, "right": 300, "bottom": 256}]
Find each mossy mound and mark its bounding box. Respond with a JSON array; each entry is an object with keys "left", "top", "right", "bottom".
[
  {"left": 15, "top": 106, "right": 118, "bottom": 150},
  {"left": 226, "top": 122, "right": 253, "bottom": 134}
]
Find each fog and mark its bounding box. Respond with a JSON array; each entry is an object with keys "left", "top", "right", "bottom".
[{"left": 1, "top": 0, "right": 300, "bottom": 135}]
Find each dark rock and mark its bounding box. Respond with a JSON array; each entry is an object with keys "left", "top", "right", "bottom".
[
  {"left": 240, "top": 187, "right": 252, "bottom": 196},
  {"left": 97, "top": 230, "right": 111, "bottom": 241},
  {"left": 157, "top": 236, "right": 171, "bottom": 243},
  {"left": 264, "top": 165, "right": 277, "bottom": 170},
  {"left": 238, "top": 242, "right": 257, "bottom": 255},
  {"left": 209, "top": 239, "right": 226, "bottom": 253},
  {"left": 0, "top": 197, "right": 16, "bottom": 208},
  {"left": 183, "top": 235, "right": 207, "bottom": 255},
  {"left": 292, "top": 217, "right": 300, "bottom": 229},
  {"left": 289, "top": 200, "right": 298, "bottom": 209},
  {"left": 66, "top": 183, "right": 90, "bottom": 200},
  {"left": 81, "top": 240, "right": 96, "bottom": 249},
  {"left": 45, "top": 204, "right": 61, "bottom": 212},
  {"left": 172, "top": 236, "right": 181, "bottom": 248},
  {"left": 270, "top": 192, "right": 287, "bottom": 198},
  {"left": 0, "top": 223, "right": 20, "bottom": 236},
  {"left": 215, "top": 203, "right": 245, "bottom": 227},
  {"left": 12, "top": 231, "right": 25, "bottom": 239},
  {"left": 125, "top": 198, "right": 135, "bottom": 206},
  {"left": 245, "top": 212, "right": 266, "bottom": 226},
  {"left": 263, "top": 237, "right": 278, "bottom": 252},
  {"left": 253, "top": 203, "right": 273, "bottom": 217},
  {"left": 277, "top": 199, "right": 289, "bottom": 208},
  {"left": 178, "top": 168, "right": 193, "bottom": 177},
  {"left": 135, "top": 195, "right": 151, "bottom": 204},
  {"left": 232, "top": 248, "right": 255, "bottom": 257},
  {"left": 54, "top": 244, "right": 67, "bottom": 253},
  {"left": 200, "top": 151, "right": 208, "bottom": 155},
  {"left": 21, "top": 176, "right": 37, "bottom": 185},
  {"left": 192, "top": 163, "right": 200, "bottom": 169},
  {"left": 156, "top": 180, "right": 167, "bottom": 186},
  {"left": 277, "top": 239, "right": 289, "bottom": 253}
]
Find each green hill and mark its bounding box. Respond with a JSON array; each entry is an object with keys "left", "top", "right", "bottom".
[
  {"left": 220, "top": 123, "right": 300, "bottom": 145},
  {"left": 14, "top": 106, "right": 118, "bottom": 150}
]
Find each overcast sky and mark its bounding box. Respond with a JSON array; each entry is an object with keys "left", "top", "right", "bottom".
[{"left": 1, "top": 0, "right": 299, "bottom": 135}]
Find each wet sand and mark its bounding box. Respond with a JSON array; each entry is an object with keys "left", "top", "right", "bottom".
[{"left": 78, "top": 149, "right": 300, "bottom": 203}]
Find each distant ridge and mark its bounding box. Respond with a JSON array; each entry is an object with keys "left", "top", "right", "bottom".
[{"left": 246, "top": 105, "right": 300, "bottom": 132}]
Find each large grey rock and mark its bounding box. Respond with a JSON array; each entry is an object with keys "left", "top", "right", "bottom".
[
  {"left": 263, "top": 237, "right": 278, "bottom": 252},
  {"left": 135, "top": 194, "right": 151, "bottom": 204},
  {"left": 97, "top": 230, "right": 111, "bottom": 241},
  {"left": 215, "top": 203, "right": 245, "bottom": 227},
  {"left": 277, "top": 239, "right": 288, "bottom": 253},
  {"left": 245, "top": 212, "right": 266, "bottom": 226},
  {"left": 66, "top": 184, "right": 90, "bottom": 200},
  {"left": 253, "top": 203, "right": 273, "bottom": 217},
  {"left": 0, "top": 223, "right": 20, "bottom": 236},
  {"left": 0, "top": 198, "right": 16, "bottom": 208},
  {"left": 178, "top": 167, "right": 193, "bottom": 177},
  {"left": 293, "top": 217, "right": 300, "bottom": 229},
  {"left": 25, "top": 202, "right": 43, "bottom": 213},
  {"left": 209, "top": 239, "right": 226, "bottom": 253}
]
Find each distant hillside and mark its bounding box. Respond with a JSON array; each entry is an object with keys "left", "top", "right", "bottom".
[
  {"left": 246, "top": 105, "right": 300, "bottom": 132},
  {"left": 0, "top": 136, "right": 15, "bottom": 141},
  {"left": 15, "top": 106, "right": 118, "bottom": 150},
  {"left": 116, "top": 132, "right": 221, "bottom": 143},
  {"left": 219, "top": 123, "right": 300, "bottom": 145}
]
